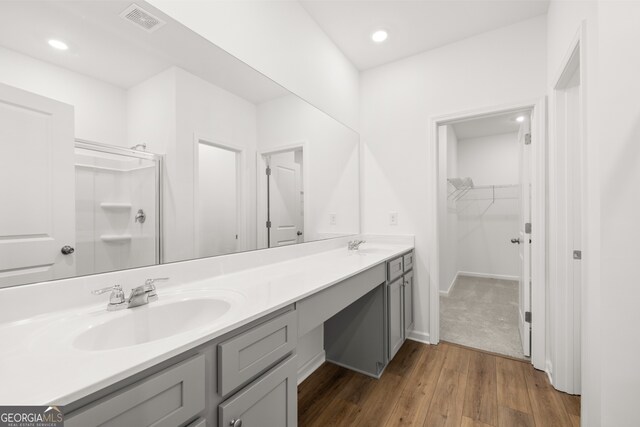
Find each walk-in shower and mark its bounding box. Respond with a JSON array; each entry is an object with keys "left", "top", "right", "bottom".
[{"left": 74, "top": 140, "right": 162, "bottom": 276}]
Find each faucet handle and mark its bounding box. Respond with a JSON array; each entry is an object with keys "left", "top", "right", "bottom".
[
  {"left": 144, "top": 277, "right": 169, "bottom": 287},
  {"left": 92, "top": 285, "right": 126, "bottom": 310}
]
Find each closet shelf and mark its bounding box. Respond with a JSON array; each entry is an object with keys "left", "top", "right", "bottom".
[
  {"left": 448, "top": 177, "right": 519, "bottom": 202},
  {"left": 100, "top": 202, "right": 132, "bottom": 210},
  {"left": 100, "top": 234, "right": 132, "bottom": 243}
]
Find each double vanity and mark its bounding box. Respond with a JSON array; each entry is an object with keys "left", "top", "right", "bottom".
[{"left": 0, "top": 237, "right": 414, "bottom": 427}]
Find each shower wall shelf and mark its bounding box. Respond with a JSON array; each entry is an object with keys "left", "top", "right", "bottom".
[
  {"left": 100, "top": 202, "right": 132, "bottom": 210},
  {"left": 100, "top": 234, "right": 132, "bottom": 243}
]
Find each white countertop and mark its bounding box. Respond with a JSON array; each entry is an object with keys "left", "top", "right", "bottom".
[{"left": 0, "top": 242, "right": 412, "bottom": 405}]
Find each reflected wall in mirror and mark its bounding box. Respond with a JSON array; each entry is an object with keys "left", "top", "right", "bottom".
[{"left": 0, "top": 1, "right": 360, "bottom": 288}]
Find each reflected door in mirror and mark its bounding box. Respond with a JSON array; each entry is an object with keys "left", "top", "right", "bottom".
[
  {"left": 266, "top": 150, "right": 303, "bottom": 247},
  {"left": 0, "top": 82, "right": 75, "bottom": 287}
]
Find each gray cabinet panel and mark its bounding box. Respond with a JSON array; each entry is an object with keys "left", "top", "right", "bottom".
[
  {"left": 65, "top": 354, "right": 205, "bottom": 427},
  {"left": 403, "top": 251, "right": 414, "bottom": 272},
  {"left": 387, "top": 256, "right": 404, "bottom": 282},
  {"left": 388, "top": 277, "right": 403, "bottom": 360},
  {"left": 403, "top": 270, "right": 414, "bottom": 337},
  {"left": 218, "top": 310, "right": 297, "bottom": 397},
  {"left": 324, "top": 285, "right": 386, "bottom": 378},
  {"left": 219, "top": 355, "right": 298, "bottom": 427},
  {"left": 297, "top": 263, "right": 385, "bottom": 336}
]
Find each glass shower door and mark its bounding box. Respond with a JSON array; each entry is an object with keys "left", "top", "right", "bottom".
[{"left": 74, "top": 141, "right": 161, "bottom": 276}]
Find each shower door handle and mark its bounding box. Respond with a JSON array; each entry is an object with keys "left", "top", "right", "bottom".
[{"left": 61, "top": 245, "right": 75, "bottom": 255}]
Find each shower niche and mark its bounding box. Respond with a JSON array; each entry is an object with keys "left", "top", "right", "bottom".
[{"left": 74, "top": 141, "right": 161, "bottom": 276}]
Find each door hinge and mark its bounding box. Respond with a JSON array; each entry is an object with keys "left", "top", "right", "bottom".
[
  {"left": 265, "top": 166, "right": 271, "bottom": 176},
  {"left": 525, "top": 133, "right": 532, "bottom": 145},
  {"left": 525, "top": 222, "right": 532, "bottom": 234},
  {"left": 266, "top": 220, "right": 271, "bottom": 229},
  {"left": 573, "top": 250, "right": 582, "bottom": 260},
  {"left": 525, "top": 311, "right": 532, "bottom": 323}
]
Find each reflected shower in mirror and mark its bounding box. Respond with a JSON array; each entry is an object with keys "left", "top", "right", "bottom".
[{"left": 0, "top": 0, "right": 360, "bottom": 288}]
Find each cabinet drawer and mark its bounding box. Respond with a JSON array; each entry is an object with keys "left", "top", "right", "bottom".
[
  {"left": 65, "top": 355, "right": 205, "bottom": 427},
  {"left": 218, "top": 310, "right": 297, "bottom": 397},
  {"left": 219, "top": 355, "right": 297, "bottom": 427},
  {"left": 403, "top": 251, "right": 414, "bottom": 272},
  {"left": 387, "top": 256, "right": 404, "bottom": 282}
]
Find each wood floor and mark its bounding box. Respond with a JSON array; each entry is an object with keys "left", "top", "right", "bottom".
[{"left": 298, "top": 340, "right": 580, "bottom": 427}]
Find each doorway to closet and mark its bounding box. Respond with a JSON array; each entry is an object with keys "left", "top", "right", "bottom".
[{"left": 437, "top": 110, "right": 532, "bottom": 360}]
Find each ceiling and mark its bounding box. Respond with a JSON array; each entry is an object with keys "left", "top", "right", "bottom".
[
  {"left": 0, "top": 1, "right": 288, "bottom": 103},
  {"left": 300, "top": 0, "right": 549, "bottom": 70},
  {"left": 451, "top": 110, "right": 529, "bottom": 139}
]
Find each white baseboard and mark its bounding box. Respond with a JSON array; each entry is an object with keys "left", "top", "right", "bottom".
[
  {"left": 297, "top": 350, "right": 325, "bottom": 385},
  {"left": 458, "top": 271, "right": 519, "bottom": 281},
  {"left": 407, "top": 330, "right": 430, "bottom": 344},
  {"left": 439, "top": 272, "right": 460, "bottom": 296}
]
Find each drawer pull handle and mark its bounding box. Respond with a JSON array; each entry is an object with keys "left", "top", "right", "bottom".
[{"left": 230, "top": 419, "right": 242, "bottom": 427}]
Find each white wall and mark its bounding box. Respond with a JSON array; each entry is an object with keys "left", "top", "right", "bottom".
[
  {"left": 360, "top": 16, "right": 547, "bottom": 342},
  {"left": 127, "top": 67, "right": 258, "bottom": 264},
  {"left": 0, "top": 46, "right": 127, "bottom": 146},
  {"left": 456, "top": 132, "right": 520, "bottom": 279},
  {"left": 147, "top": 0, "right": 360, "bottom": 131},
  {"left": 596, "top": 2, "right": 640, "bottom": 425}
]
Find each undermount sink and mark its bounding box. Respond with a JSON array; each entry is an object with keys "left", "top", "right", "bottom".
[{"left": 74, "top": 298, "right": 232, "bottom": 351}]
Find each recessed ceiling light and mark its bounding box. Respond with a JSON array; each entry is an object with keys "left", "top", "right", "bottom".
[
  {"left": 516, "top": 116, "right": 525, "bottom": 122},
  {"left": 48, "top": 39, "right": 68, "bottom": 51},
  {"left": 371, "top": 29, "right": 388, "bottom": 43}
]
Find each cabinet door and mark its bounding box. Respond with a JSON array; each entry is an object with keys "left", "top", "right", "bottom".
[
  {"left": 219, "top": 355, "right": 297, "bottom": 427},
  {"left": 65, "top": 355, "right": 205, "bottom": 427},
  {"left": 403, "top": 271, "right": 414, "bottom": 338},
  {"left": 388, "top": 278, "right": 403, "bottom": 360}
]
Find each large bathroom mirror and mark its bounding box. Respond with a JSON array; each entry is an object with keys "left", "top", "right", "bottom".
[{"left": 0, "top": 1, "right": 360, "bottom": 288}]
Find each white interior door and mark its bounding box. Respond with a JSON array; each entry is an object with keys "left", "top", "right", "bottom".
[
  {"left": 0, "top": 83, "right": 75, "bottom": 287},
  {"left": 518, "top": 118, "right": 532, "bottom": 357},
  {"left": 268, "top": 151, "right": 302, "bottom": 247}
]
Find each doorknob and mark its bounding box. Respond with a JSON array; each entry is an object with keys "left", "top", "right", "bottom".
[
  {"left": 510, "top": 238, "right": 521, "bottom": 244},
  {"left": 297, "top": 231, "right": 303, "bottom": 236},
  {"left": 61, "top": 245, "right": 75, "bottom": 255}
]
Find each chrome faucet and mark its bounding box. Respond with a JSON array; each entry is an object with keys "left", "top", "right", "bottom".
[
  {"left": 127, "top": 278, "right": 167, "bottom": 308},
  {"left": 93, "top": 278, "right": 168, "bottom": 311},
  {"left": 92, "top": 285, "right": 127, "bottom": 311},
  {"left": 348, "top": 240, "right": 366, "bottom": 251}
]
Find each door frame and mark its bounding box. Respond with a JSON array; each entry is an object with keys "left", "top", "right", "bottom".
[
  {"left": 547, "top": 22, "right": 587, "bottom": 394},
  {"left": 257, "top": 142, "right": 308, "bottom": 249},
  {"left": 192, "top": 133, "right": 246, "bottom": 255},
  {"left": 427, "top": 99, "right": 547, "bottom": 370}
]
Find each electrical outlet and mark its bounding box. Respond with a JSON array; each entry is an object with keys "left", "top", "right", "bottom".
[
  {"left": 329, "top": 213, "right": 337, "bottom": 225},
  {"left": 390, "top": 212, "right": 398, "bottom": 226}
]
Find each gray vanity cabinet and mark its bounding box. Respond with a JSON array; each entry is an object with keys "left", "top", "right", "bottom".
[
  {"left": 403, "top": 270, "right": 414, "bottom": 338},
  {"left": 64, "top": 307, "right": 297, "bottom": 427},
  {"left": 388, "top": 276, "right": 404, "bottom": 360},
  {"left": 65, "top": 354, "right": 206, "bottom": 427},
  {"left": 218, "top": 355, "right": 297, "bottom": 427},
  {"left": 386, "top": 250, "right": 414, "bottom": 360}
]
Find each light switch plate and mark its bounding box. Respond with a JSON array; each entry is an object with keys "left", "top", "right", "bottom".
[
  {"left": 329, "top": 213, "right": 337, "bottom": 225},
  {"left": 390, "top": 212, "right": 398, "bottom": 226}
]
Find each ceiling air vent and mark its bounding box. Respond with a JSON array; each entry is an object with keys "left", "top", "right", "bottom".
[{"left": 120, "top": 4, "right": 165, "bottom": 33}]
